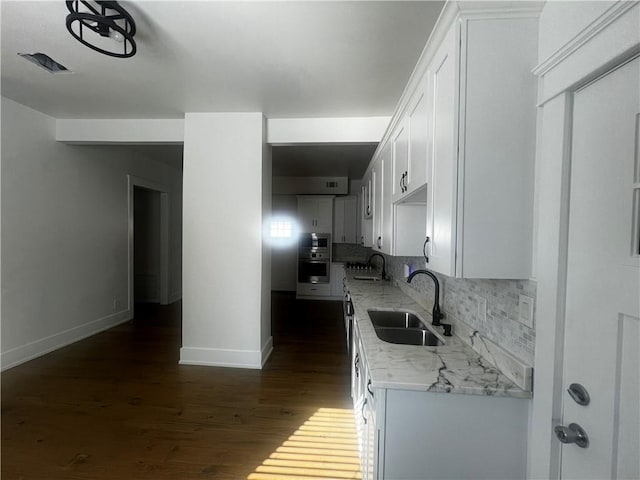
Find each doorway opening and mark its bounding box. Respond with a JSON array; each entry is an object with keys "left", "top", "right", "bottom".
[
  {"left": 134, "top": 186, "right": 162, "bottom": 304},
  {"left": 128, "top": 175, "right": 170, "bottom": 310}
]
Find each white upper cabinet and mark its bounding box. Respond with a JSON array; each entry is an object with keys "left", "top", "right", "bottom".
[
  {"left": 362, "top": 4, "right": 539, "bottom": 278},
  {"left": 381, "top": 148, "right": 393, "bottom": 255},
  {"left": 334, "top": 196, "right": 358, "bottom": 244},
  {"left": 363, "top": 174, "right": 373, "bottom": 219},
  {"left": 372, "top": 156, "right": 383, "bottom": 252},
  {"left": 425, "top": 12, "right": 538, "bottom": 279},
  {"left": 372, "top": 142, "right": 393, "bottom": 254},
  {"left": 391, "top": 118, "right": 409, "bottom": 203},
  {"left": 425, "top": 25, "right": 458, "bottom": 276},
  {"left": 406, "top": 77, "right": 430, "bottom": 197},
  {"left": 392, "top": 76, "right": 430, "bottom": 204},
  {"left": 360, "top": 181, "right": 374, "bottom": 247},
  {"left": 297, "top": 196, "right": 334, "bottom": 234}
]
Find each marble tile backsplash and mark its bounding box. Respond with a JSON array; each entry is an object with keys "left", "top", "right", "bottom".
[
  {"left": 385, "top": 255, "right": 536, "bottom": 366},
  {"left": 332, "top": 243, "right": 371, "bottom": 262}
]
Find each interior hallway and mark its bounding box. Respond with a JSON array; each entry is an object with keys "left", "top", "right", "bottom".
[{"left": 1, "top": 295, "right": 359, "bottom": 480}]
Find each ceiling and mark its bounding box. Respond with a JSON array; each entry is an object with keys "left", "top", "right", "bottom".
[{"left": 1, "top": 1, "right": 445, "bottom": 177}]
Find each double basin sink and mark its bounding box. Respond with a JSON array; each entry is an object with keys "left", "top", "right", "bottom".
[{"left": 367, "top": 309, "right": 444, "bottom": 347}]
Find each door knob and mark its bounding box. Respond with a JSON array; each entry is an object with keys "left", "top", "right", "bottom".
[{"left": 554, "top": 423, "right": 589, "bottom": 448}]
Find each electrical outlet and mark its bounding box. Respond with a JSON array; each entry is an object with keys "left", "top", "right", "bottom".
[
  {"left": 518, "top": 294, "right": 534, "bottom": 328},
  {"left": 476, "top": 296, "right": 487, "bottom": 325},
  {"left": 113, "top": 299, "right": 120, "bottom": 310}
]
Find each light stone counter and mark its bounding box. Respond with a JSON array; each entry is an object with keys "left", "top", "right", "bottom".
[{"left": 346, "top": 273, "right": 532, "bottom": 398}]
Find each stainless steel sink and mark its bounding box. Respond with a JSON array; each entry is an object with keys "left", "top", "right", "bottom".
[
  {"left": 367, "top": 310, "right": 424, "bottom": 329},
  {"left": 367, "top": 309, "right": 444, "bottom": 347},
  {"left": 375, "top": 327, "right": 443, "bottom": 346}
]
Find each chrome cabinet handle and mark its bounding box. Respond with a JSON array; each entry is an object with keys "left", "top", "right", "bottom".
[
  {"left": 423, "top": 236, "right": 430, "bottom": 263},
  {"left": 400, "top": 171, "right": 408, "bottom": 193},
  {"left": 367, "top": 379, "right": 374, "bottom": 397},
  {"left": 377, "top": 236, "right": 381, "bottom": 249},
  {"left": 554, "top": 423, "right": 589, "bottom": 448}
]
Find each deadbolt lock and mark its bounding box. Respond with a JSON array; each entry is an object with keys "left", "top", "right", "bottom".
[{"left": 567, "top": 383, "right": 590, "bottom": 406}]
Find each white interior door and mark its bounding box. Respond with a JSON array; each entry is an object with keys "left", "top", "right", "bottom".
[{"left": 559, "top": 56, "right": 640, "bottom": 479}]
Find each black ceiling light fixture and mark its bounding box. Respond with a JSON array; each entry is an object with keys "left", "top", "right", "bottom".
[{"left": 65, "top": 1, "right": 137, "bottom": 58}]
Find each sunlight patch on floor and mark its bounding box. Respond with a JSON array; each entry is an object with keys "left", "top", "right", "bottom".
[{"left": 247, "top": 407, "right": 362, "bottom": 480}]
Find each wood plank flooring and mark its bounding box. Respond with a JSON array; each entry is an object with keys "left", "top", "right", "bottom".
[{"left": 1, "top": 293, "right": 359, "bottom": 480}]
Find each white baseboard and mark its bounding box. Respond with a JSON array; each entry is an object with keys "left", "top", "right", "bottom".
[
  {"left": 261, "top": 336, "right": 273, "bottom": 367},
  {"left": 1, "top": 309, "right": 133, "bottom": 371},
  {"left": 180, "top": 341, "right": 270, "bottom": 370}
]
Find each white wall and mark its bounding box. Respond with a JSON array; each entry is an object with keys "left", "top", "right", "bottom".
[
  {"left": 261, "top": 124, "right": 273, "bottom": 352},
  {"left": 267, "top": 116, "right": 389, "bottom": 144},
  {"left": 537, "top": 1, "right": 613, "bottom": 62},
  {"left": 1, "top": 97, "right": 183, "bottom": 370},
  {"left": 181, "top": 112, "right": 272, "bottom": 369}
]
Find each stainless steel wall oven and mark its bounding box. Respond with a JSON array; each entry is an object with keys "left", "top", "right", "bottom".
[{"left": 298, "top": 233, "right": 331, "bottom": 284}]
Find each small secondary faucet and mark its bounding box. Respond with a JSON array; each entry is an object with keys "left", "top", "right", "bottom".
[
  {"left": 407, "top": 269, "right": 451, "bottom": 336},
  {"left": 367, "top": 253, "right": 387, "bottom": 280}
]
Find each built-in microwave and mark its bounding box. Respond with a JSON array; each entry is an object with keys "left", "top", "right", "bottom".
[{"left": 298, "top": 233, "right": 330, "bottom": 251}]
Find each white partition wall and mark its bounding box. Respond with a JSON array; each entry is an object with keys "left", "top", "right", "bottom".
[{"left": 181, "top": 113, "right": 272, "bottom": 369}]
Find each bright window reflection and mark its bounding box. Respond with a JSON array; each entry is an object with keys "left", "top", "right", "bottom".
[
  {"left": 248, "top": 407, "right": 362, "bottom": 480},
  {"left": 270, "top": 221, "right": 293, "bottom": 238},
  {"left": 264, "top": 215, "right": 300, "bottom": 248}
]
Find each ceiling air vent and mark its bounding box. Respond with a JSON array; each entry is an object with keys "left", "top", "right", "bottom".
[{"left": 18, "top": 53, "right": 70, "bottom": 74}]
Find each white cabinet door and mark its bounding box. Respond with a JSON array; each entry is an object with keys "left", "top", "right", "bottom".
[
  {"left": 334, "top": 196, "right": 358, "bottom": 243},
  {"left": 297, "top": 196, "right": 334, "bottom": 234},
  {"left": 297, "top": 197, "right": 317, "bottom": 232},
  {"left": 425, "top": 15, "right": 537, "bottom": 279},
  {"left": 344, "top": 196, "right": 357, "bottom": 243},
  {"left": 406, "top": 76, "right": 429, "bottom": 196},
  {"left": 330, "top": 263, "right": 345, "bottom": 297},
  {"left": 392, "top": 77, "right": 429, "bottom": 203},
  {"left": 361, "top": 184, "right": 374, "bottom": 247},
  {"left": 425, "top": 25, "right": 457, "bottom": 277},
  {"left": 371, "top": 142, "right": 393, "bottom": 253},
  {"left": 372, "top": 156, "right": 384, "bottom": 252},
  {"left": 296, "top": 283, "right": 331, "bottom": 297},
  {"left": 391, "top": 118, "right": 409, "bottom": 203},
  {"left": 455, "top": 16, "right": 537, "bottom": 278},
  {"left": 381, "top": 148, "right": 393, "bottom": 255},
  {"left": 315, "top": 197, "right": 333, "bottom": 233},
  {"left": 334, "top": 198, "right": 346, "bottom": 243}
]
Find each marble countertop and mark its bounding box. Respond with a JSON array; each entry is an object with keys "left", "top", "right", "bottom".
[{"left": 346, "top": 272, "right": 532, "bottom": 399}]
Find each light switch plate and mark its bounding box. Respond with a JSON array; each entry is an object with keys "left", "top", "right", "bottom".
[
  {"left": 476, "top": 296, "right": 487, "bottom": 325},
  {"left": 518, "top": 294, "right": 534, "bottom": 328}
]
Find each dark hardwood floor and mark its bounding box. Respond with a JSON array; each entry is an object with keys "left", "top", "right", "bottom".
[{"left": 1, "top": 293, "right": 359, "bottom": 480}]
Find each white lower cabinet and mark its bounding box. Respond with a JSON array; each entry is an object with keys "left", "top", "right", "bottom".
[
  {"left": 296, "top": 283, "right": 330, "bottom": 297},
  {"left": 352, "top": 323, "right": 528, "bottom": 479},
  {"left": 330, "top": 263, "right": 345, "bottom": 298}
]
